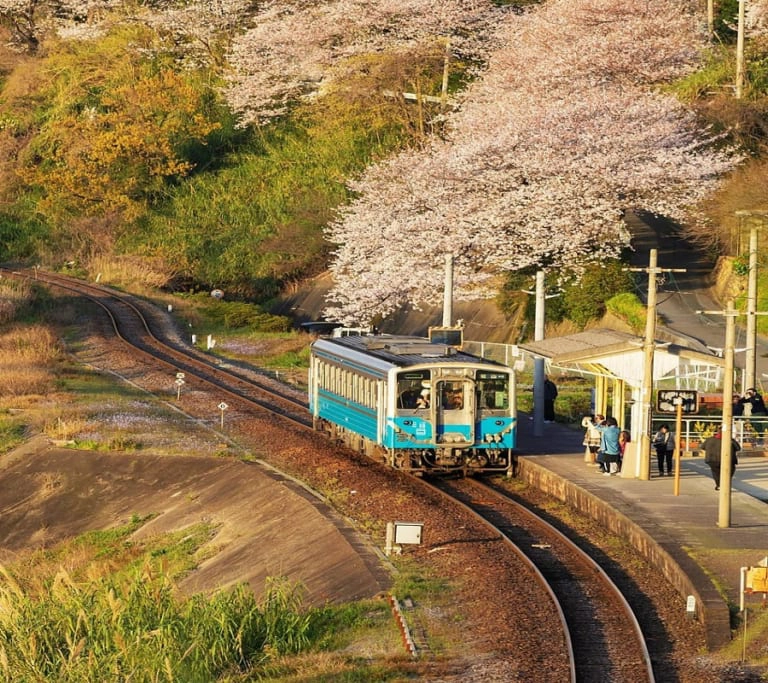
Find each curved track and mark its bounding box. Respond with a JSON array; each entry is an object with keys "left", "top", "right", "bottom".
[
  {"left": 427, "top": 476, "right": 655, "bottom": 683},
  {"left": 2, "top": 267, "right": 313, "bottom": 430}
]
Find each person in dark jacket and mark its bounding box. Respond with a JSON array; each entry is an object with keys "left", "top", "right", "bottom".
[
  {"left": 739, "top": 388, "right": 767, "bottom": 416},
  {"left": 702, "top": 431, "right": 740, "bottom": 491},
  {"left": 543, "top": 377, "right": 558, "bottom": 423},
  {"left": 652, "top": 424, "right": 675, "bottom": 477}
]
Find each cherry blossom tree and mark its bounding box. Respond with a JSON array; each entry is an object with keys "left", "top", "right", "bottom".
[
  {"left": 0, "top": 0, "right": 47, "bottom": 50},
  {"left": 223, "top": 0, "right": 509, "bottom": 125},
  {"left": 323, "top": 0, "right": 741, "bottom": 325},
  {"left": 745, "top": 0, "right": 768, "bottom": 36}
]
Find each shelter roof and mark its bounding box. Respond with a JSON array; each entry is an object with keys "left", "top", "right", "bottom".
[{"left": 518, "top": 328, "right": 725, "bottom": 388}]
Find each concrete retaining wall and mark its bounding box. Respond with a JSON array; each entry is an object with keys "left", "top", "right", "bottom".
[{"left": 517, "top": 458, "right": 732, "bottom": 650}]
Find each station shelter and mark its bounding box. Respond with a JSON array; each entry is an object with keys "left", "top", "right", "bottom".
[{"left": 516, "top": 328, "right": 727, "bottom": 479}]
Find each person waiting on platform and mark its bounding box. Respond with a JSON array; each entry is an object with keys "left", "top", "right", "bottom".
[
  {"left": 581, "top": 414, "right": 603, "bottom": 466},
  {"left": 543, "top": 377, "right": 558, "bottom": 423},
  {"left": 618, "top": 430, "right": 631, "bottom": 473},
  {"left": 702, "top": 430, "right": 740, "bottom": 491},
  {"left": 595, "top": 416, "right": 621, "bottom": 476},
  {"left": 739, "top": 388, "right": 767, "bottom": 416},
  {"left": 652, "top": 424, "right": 675, "bottom": 477}
]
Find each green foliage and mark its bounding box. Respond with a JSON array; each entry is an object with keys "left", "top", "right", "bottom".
[
  {"left": 20, "top": 28, "right": 222, "bottom": 223},
  {"left": 560, "top": 261, "right": 635, "bottom": 328},
  {"left": 261, "top": 345, "right": 310, "bottom": 369},
  {"left": 0, "top": 416, "right": 27, "bottom": 454},
  {"left": 713, "top": 0, "right": 739, "bottom": 42},
  {"left": 552, "top": 384, "right": 593, "bottom": 424},
  {"left": 732, "top": 254, "right": 750, "bottom": 276},
  {"left": 0, "top": 522, "right": 323, "bottom": 682},
  {"left": 669, "top": 48, "right": 734, "bottom": 102},
  {"left": 130, "top": 94, "right": 411, "bottom": 299},
  {"left": 499, "top": 260, "right": 635, "bottom": 332},
  {"left": 605, "top": 292, "right": 647, "bottom": 333},
  {"left": 194, "top": 298, "right": 291, "bottom": 332},
  {"left": 0, "top": 214, "right": 49, "bottom": 262}
]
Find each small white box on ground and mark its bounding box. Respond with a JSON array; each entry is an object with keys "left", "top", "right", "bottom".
[{"left": 394, "top": 522, "right": 423, "bottom": 545}]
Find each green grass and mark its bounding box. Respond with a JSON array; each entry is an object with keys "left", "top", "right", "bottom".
[
  {"left": 0, "top": 521, "right": 347, "bottom": 682},
  {"left": 0, "top": 415, "right": 28, "bottom": 453},
  {"left": 260, "top": 345, "right": 310, "bottom": 369}
]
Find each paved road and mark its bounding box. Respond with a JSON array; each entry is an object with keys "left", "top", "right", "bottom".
[{"left": 626, "top": 210, "right": 768, "bottom": 389}]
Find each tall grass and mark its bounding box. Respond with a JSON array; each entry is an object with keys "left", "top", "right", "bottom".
[
  {"left": 0, "top": 565, "right": 316, "bottom": 682},
  {"left": 0, "top": 280, "right": 31, "bottom": 325},
  {"left": 0, "top": 324, "right": 60, "bottom": 398}
]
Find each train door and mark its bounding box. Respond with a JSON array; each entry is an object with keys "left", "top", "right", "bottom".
[{"left": 435, "top": 379, "right": 474, "bottom": 444}]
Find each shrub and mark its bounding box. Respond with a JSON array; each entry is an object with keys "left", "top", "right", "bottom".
[
  {"left": 560, "top": 261, "right": 634, "bottom": 328},
  {"left": 606, "top": 292, "right": 647, "bottom": 332}
]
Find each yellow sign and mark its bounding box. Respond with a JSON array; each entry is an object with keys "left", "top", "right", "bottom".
[{"left": 747, "top": 567, "right": 768, "bottom": 592}]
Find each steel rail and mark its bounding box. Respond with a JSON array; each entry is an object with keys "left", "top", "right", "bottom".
[
  {"left": 2, "top": 267, "right": 314, "bottom": 432},
  {"left": 426, "top": 475, "right": 656, "bottom": 683}
]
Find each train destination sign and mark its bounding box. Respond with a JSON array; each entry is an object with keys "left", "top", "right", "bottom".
[{"left": 656, "top": 390, "right": 699, "bottom": 414}]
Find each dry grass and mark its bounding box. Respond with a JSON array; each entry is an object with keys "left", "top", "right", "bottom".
[
  {"left": 0, "top": 279, "right": 32, "bottom": 325},
  {"left": 85, "top": 254, "right": 176, "bottom": 293},
  {"left": 0, "top": 324, "right": 61, "bottom": 397}
]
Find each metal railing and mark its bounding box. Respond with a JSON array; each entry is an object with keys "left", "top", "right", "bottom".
[{"left": 650, "top": 416, "right": 768, "bottom": 452}]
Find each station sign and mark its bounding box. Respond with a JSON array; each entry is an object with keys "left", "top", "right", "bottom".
[{"left": 656, "top": 390, "right": 699, "bottom": 414}]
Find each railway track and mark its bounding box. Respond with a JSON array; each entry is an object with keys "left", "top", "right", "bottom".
[
  {"left": 427, "top": 475, "right": 656, "bottom": 683},
  {"left": 2, "top": 267, "right": 313, "bottom": 430},
  {"left": 4, "top": 266, "right": 670, "bottom": 680}
]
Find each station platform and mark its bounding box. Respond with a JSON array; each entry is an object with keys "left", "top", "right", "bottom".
[{"left": 516, "top": 415, "right": 768, "bottom": 650}]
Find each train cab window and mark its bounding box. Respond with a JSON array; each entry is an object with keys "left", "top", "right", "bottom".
[
  {"left": 441, "top": 382, "right": 464, "bottom": 410},
  {"left": 397, "top": 370, "right": 430, "bottom": 410},
  {"left": 477, "top": 371, "right": 509, "bottom": 410}
]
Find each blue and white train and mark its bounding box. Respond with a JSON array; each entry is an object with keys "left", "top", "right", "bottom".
[{"left": 308, "top": 334, "right": 517, "bottom": 474}]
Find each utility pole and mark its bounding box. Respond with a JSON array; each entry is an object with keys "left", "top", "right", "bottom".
[
  {"left": 697, "top": 300, "right": 768, "bottom": 526},
  {"left": 441, "top": 38, "right": 451, "bottom": 111},
  {"left": 697, "top": 301, "right": 738, "bottom": 527},
  {"left": 736, "top": 0, "right": 746, "bottom": 98},
  {"left": 627, "top": 250, "right": 685, "bottom": 480},
  {"left": 735, "top": 210, "right": 768, "bottom": 392},
  {"left": 522, "top": 271, "right": 559, "bottom": 437},
  {"left": 442, "top": 253, "right": 454, "bottom": 327},
  {"left": 533, "top": 270, "right": 546, "bottom": 438}
]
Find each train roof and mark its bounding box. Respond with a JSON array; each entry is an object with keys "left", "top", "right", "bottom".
[{"left": 312, "top": 334, "right": 507, "bottom": 369}]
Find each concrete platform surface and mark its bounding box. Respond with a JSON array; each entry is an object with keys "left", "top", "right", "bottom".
[{"left": 517, "top": 416, "right": 768, "bottom": 649}]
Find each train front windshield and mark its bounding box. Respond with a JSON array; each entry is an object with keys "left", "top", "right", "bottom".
[
  {"left": 477, "top": 371, "right": 509, "bottom": 410},
  {"left": 397, "top": 370, "right": 431, "bottom": 409},
  {"left": 397, "top": 369, "right": 510, "bottom": 411}
]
